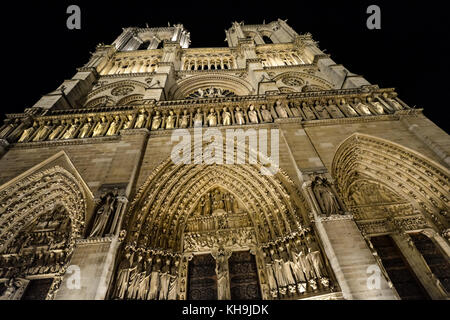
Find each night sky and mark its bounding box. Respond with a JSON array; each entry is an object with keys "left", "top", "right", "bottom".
[{"left": 2, "top": 0, "right": 448, "bottom": 132}]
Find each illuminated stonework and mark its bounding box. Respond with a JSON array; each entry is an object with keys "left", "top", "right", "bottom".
[{"left": 0, "top": 20, "right": 449, "bottom": 300}]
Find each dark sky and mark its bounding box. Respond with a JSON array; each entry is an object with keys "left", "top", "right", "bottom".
[{"left": 2, "top": 0, "right": 448, "bottom": 132}]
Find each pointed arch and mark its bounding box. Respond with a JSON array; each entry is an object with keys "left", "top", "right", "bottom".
[{"left": 331, "top": 133, "right": 450, "bottom": 234}]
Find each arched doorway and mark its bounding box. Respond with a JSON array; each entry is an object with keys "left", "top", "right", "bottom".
[
  {"left": 332, "top": 133, "right": 450, "bottom": 299},
  {"left": 110, "top": 141, "right": 338, "bottom": 300},
  {"left": 0, "top": 165, "right": 89, "bottom": 300}
]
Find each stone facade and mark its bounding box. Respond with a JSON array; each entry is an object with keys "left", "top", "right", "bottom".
[{"left": 0, "top": 20, "right": 448, "bottom": 300}]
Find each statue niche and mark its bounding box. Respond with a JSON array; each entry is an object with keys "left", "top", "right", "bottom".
[
  {"left": 88, "top": 191, "right": 119, "bottom": 238},
  {"left": 311, "top": 177, "right": 345, "bottom": 216}
]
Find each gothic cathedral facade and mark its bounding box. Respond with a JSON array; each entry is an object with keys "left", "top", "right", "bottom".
[{"left": 0, "top": 20, "right": 449, "bottom": 300}]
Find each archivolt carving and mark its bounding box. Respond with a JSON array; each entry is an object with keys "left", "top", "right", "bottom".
[
  {"left": 169, "top": 74, "right": 254, "bottom": 100},
  {"left": 116, "top": 94, "right": 144, "bottom": 105},
  {"left": 86, "top": 80, "right": 150, "bottom": 103},
  {"left": 332, "top": 133, "right": 450, "bottom": 236},
  {"left": 273, "top": 72, "right": 333, "bottom": 90}
]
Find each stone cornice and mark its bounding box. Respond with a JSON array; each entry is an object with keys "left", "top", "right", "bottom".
[
  {"left": 10, "top": 135, "right": 120, "bottom": 149},
  {"left": 76, "top": 236, "right": 114, "bottom": 245}
]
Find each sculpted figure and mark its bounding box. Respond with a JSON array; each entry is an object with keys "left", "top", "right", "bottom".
[
  {"left": 193, "top": 108, "right": 203, "bottom": 127},
  {"left": 369, "top": 97, "right": 385, "bottom": 114},
  {"left": 326, "top": 99, "right": 344, "bottom": 118},
  {"left": 127, "top": 254, "right": 143, "bottom": 299},
  {"left": 62, "top": 119, "right": 80, "bottom": 139},
  {"left": 167, "top": 260, "right": 179, "bottom": 300},
  {"left": 18, "top": 121, "right": 38, "bottom": 142},
  {"left": 180, "top": 110, "right": 189, "bottom": 128},
  {"left": 147, "top": 256, "right": 161, "bottom": 300},
  {"left": 222, "top": 107, "right": 231, "bottom": 126},
  {"left": 353, "top": 98, "right": 372, "bottom": 115},
  {"left": 0, "top": 278, "right": 21, "bottom": 300},
  {"left": 234, "top": 107, "right": 245, "bottom": 125},
  {"left": 48, "top": 120, "right": 66, "bottom": 140},
  {"left": 0, "top": 119, "right": 19, "bottom": 139},
  {"left": 158, "top": 258, "right": 171, "bottom": 300},
  {"left": 165, "top": 111, "right": 175, "bottom": 129},
  {"left": 114, "top": 252, "right": 132, "bottom": 299},
  {"left": 313, "top": 177, "right": 342, "bottom": 216},
  {"left": 215, "top": 249, "right": 231, "bottom": 300},
  {"left": 92, "top": 117, "right": 107, "bottom": 137},
  {"left": 263, "top": 249, "right": 278, "bottom": 297},
  {"left": 89, "top": 194, "right": 116, "bottom": 237},
  {"left": 78, "top": 117, "right": 93, "bottom": 138},
  {"left": 340, "top": 98, "right": 358, "bottom": 117},
  {"left": 271, "top": 248, "right": 287, "bottom": 295},
  {"left": 290, "top": 103, "right": 302, "bottom": 118},
  {"left": 384, "top": 92, "right": 403, "bottom": 110},
  {"left": 260, "top": 105, "right": 273, "bottom": 122},
  {"left": 134, "top": 109, "right": 146, "bottom": 129},
  {"left": 275, "top": 100, "right": 288, "bottom": 118},
  {"left": 151, "top": 111, "right": 162, "bottom": 130},
  {"left": 288, "top": 241, "right": 307, "bottom": 293},
  {"left": 315, "top": 102, "right": 330, "bottom": 119},
  {"left": 106, "top": 115, "right": 121, "bottom": 136},
  {"left": 306, "top": 236, "right": 328, "bottom": 285},
  {"left": 122, "top": 115, "right": 134, "bottom": 130},
  {"left": 280, "top": 246, "right": 297, "bottom": 294},
  {"left": 203, "top": 193, "right": 212, "bottom": 215},
  {"left": 248, "top": 105, "right": 259, "bottom": 123},
  {"left": 207, "top": 108, "right": 217, "bottom": 127},
  {"left": 301, "top": 102, "right": 316, "bottom": 120},
  {"left": 32, "top": 121, "right": 52, "bottom": 142}
]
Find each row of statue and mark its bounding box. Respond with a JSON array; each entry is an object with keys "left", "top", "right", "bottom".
[
  {"left": 262, "top": 233, "right": 330, "bottom": 298},
  {"left": 113, "top": 250, "right": 180, "bottom": 300},
  {"left": 193, "top": 188, "right": 241, "bottom": 217},
  {"left": 0, "top": 94, "right": 406, "bottom": 143}
]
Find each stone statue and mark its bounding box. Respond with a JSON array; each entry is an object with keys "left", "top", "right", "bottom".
[
  {"left": 312, "top": 177, "right": 342, "bottom": 216},
  {"left": 180, "top": 110, "right": 189, "bottom": 128},
  {"left": 306, "top": 236, "right": 328, "bottom": 283},
  {"left": 315, "top": 102, "right": 330, "bottom": 119},
  {"left": 222, "top": 107, "right": 231, "bottom": 126},
  {"left": 260, "top": 105, "right": 273, "bottom": 122},
  {"left": 248, "top": 105, "right": 259, "bottom": 123},
  {"left": 384, "top": 93, "right": 403, "bottom": 110},
  {"left": 235, "top": 107, "right": 245, "bottom": 125},
  {"left": 193, "top": 108, "right": 203, "bottom": 127},
  {"left": 134, "top": 109, "right": 146, "bottom": 129},
  {"left": 215, "top": 248, "right": 231, "bottom": 300},
  {"left": 289, "top": 242, "right": 307, "bottom": 293},
  {"left": 340, "top": 99, "right": 358, "bottom": 117},
  {"left": 114, "top": 252, "right": 132, "bottom": 299},
  {"left": 48, "top": 120, "right": 66, "bottom": 140},
  {"left": 147, "top": 256, "right": 161, "bottom": 300},
  {"left": 122, "top": 115, "right": 134, "bottom": 130},
  {"left": 207, "top": 108, "right": 217, "bottom": 127},
  {"left": 92, "top": 117, "right": 108, "bottom": 137},
  {"left": 158, "top": 258, "right": 171, "bottom": 300},
  {"left": 78, "top": 117, "right": 93, "bottom": 138},
  {"left": 203, "top": 193, "right": 212, "bottom": 215},
  {"left": 89, "top": 194, "right": 116, "bottom": 237},
  {"left": 353, "top": 98, "right": 371, "bottom": 115},
  {"left": 275, "top": 100, "right": 288, "bottom": 118},
  {"left": 127, "top": 253, "right": 143, "bottom": 299},
  {"left": 62, "top": 119, "right": 80, "bottom": 139},
  {"left": 106, "top": 115, "right": 121, "bottom": 136},
  {"left": 165, "top": 111, "right": 175, "bottom": 129},
  {"left": 369, "top": 97, "right": 385, "bottom": 114},
  {"left": 167, "top": 260, "right": 179, "bottom": 300},
  {"left": 290, "top": 103, "right": 302, "bottom": 118},
  {"left": 271, "top": 248, "right": 287, "bottom": 295},
  {"left": 151, "top": 111, "right": 162, "bottom": 130},
  {"left": 327, "top": 100, "right": 344, "bottom": 118},
  {"left": 0, "top": 119, "right": 19, "bottom": 139},
  {"left": 301, "top": 102, "right": 316, "bottom": 120},
  {"left": 18, "top": 121, "right": 38, "bottom": 142},
  {"left": 263, "top": 249, "right": 278, "bottom": 297},
  {"left": 0, "top": 278, "right": 22, "bottom": 300},
  {"left": 279, "top": 246, "right": 297, "bottom": 294},
  {"left": 32, "top": 121, "right": 52, "bottom": 142}
]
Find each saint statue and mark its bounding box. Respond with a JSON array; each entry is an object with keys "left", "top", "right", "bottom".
[
  {"left": 48, "top": 120, "right": 66, "bottom": 140},
  {"left": 222, "top": 107, "right": 231, "bottom": 126},
  {"left": 383, "top": 93, "right": 403, "bottom": 111},
  {"left": 167, "top": 260, "right": 179, "bottom": 300},
  {"left": 215, "top": 248, "right": 231, "bottom": 300},
  {"left": 275, "top": 100, "right": 288, "bottom": 118},
  {"left": 158, "top": 258, "right": 171, "bottom": 300},
  {"left": 353, "top": 98, "right": 371, "bottom": 115},
  {"left": 369, "top": 98, "right": 385, "bottom": 114},
  {"left": 340, "top": 99, "right": 358, "bottom": 117},
  {"left": 106, "top": 115, "right": 121, "bottom": 136},
  {"left": 18, "top": 121, "right": 38, "bottom": 142},
  {"left": 312, "top": 177, "right": 342, "bottom": 216},
  {"left": 327, "top": 100, "right": 344, "bottom": 118},
  {"left": 151, "top": 111, "right": 162, "bottom": 130},
  {"left": 147, "top": 256, "right": 161, "bottom": 300},
  {"left": 92, "top": 117, "right": 108, "bottom": 137},
  {"left": 89, "top": 194, "right": 116, "bottom": 237},
  {"left": 78, "top": 117, "right": 93, "bottom": 138},
  {"left": 61, "top": 119, "right": 80, "bottom": 139},
  {"left": 180, "top": 110, "right": 189, "bottom": 128},
  {"left": 32, "top": 121, "right": 52, "bottom": 142},
  {"left": 134, "top": 109, "right": 146, "bottom": 129},
  {"left": 263, "top": 249, "right": 278, "bottom": 298},
  {"left": 193, "top": 108, "right": 203, "bottom": 127},
  {"left": 290, "top": 103, "right": 302, "bottom": 118},
  {"left": 301, "top": 102, "right": 316, "bottom": 120},
  {"left": 165, "top": 111, "right": 175, "bottom": 129},
  {"left": 234, "top": 107, "right": 245, "bottom": 125},
  {"left": 114, "top": 252, "right": 133, "bottom": 299},
  {"left": 122, "top": 115, "right": 134, "bottom": 130},
  {"left": 260, "top": 105, "right": 273, "bottom": 122},
  {"left": 248, "top": 105, "right": 259, "bottom": 123},
  {"left": 315, "top": 102, "right": 330, "bottom": 119},
  {"left": 0, "top": 119, "right": 19, "bottom": 139},
  {"left": 306, "top": 236, "right": 328, "bottom": 282},
  {"left": 206, "top": 108, "right": 216, "bottom": 127}
]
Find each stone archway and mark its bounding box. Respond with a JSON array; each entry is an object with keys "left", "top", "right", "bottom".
[
  {"left": 0, "top": 163, "right": 92, "bottom": 300},
  {"left": 110, "top": 138, "right": 338, "bottom": 300},
  {"left": 331, "top": 133, "right": 450, "bottom": 299}
]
